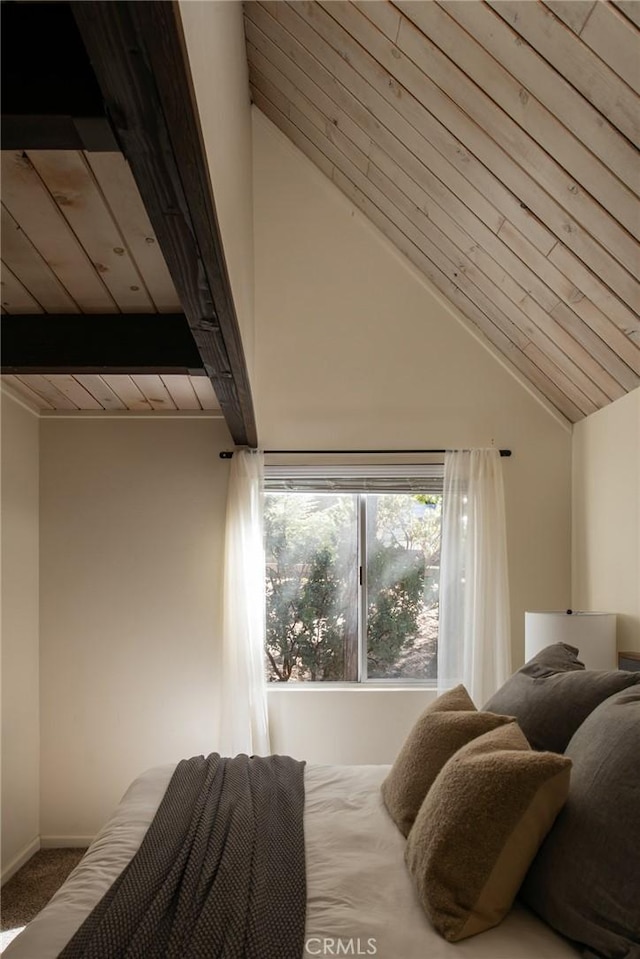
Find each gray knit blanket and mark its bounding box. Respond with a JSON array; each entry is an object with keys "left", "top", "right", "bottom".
[{"left": 58, "top": 753, "right": 306, "bottom": 959}]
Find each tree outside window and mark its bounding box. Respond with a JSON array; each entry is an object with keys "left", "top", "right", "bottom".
[{"left": 264, "top": 491, "right": 441, "bottom": 682}]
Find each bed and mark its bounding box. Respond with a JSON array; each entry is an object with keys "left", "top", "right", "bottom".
[
  {"left": 6, "top": 644, "right": 639, "bottom": 959},
  {"left": 5, "top": 762, "right": 579, "bottom": 959}
]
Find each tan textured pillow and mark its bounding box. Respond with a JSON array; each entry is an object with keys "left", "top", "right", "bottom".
[
  {"left": 405, "top": 723, "right": 572, "bottom": 942},
  {"left": 381, "top": 685, "right": 515, "bottom": 836}
]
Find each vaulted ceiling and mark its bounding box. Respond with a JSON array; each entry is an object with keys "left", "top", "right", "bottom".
[
  {"left": 2, "top": 1, "right": 638, "bottom": 430},
  {"left": 244, "top": 0, "right": 640, "bottom": 423}
]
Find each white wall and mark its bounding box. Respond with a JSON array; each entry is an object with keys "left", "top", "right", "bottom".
[
  {"left": 253, "top": 109, "right": 572, "bottom": 661},
  {"left": 1, "top": 391, "right": 40, "bottom": 880},
  {"left": 179, "top": 0, "right": 255, "bottom": 375},
  {"left": 268, "top": 688, "right": 437, "bottom": 765},
  {"left": 252, "top": 110, "right": 574, "bottom": 758},
  {"left": 572, "top": 387, "right": 640, "bottom": 652},
  {"left": 39, "top": 417, "right": 232, "bottom": 840}
]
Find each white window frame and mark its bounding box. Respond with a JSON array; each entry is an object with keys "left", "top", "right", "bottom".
[{"left": 264, "top": 465, "right": 444, "bottom": 685}]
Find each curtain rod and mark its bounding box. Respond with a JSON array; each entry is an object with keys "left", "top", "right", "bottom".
[{"left": 219, "top": 448, "right": 512, "bottom": 459}]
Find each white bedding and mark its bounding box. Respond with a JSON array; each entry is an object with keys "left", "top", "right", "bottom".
[{"left": 5, "top": 763, "right": 579, "bottom": 959}]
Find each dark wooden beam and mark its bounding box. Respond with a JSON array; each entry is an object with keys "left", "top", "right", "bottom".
[
  {"left": 1, "top": 2, "right": 105, "bottom": 118},
  {"left": 1, "top": 115, "right": 120, "bottom": 152},
  {"left": 0, "top": 313, "right": 203, "bottom": 375},
  {"left": 71, "top": 1, "right": 257, "bottom": 447},
  {"left": 1, "top": 3, "right": 119, "bottom": 151}
]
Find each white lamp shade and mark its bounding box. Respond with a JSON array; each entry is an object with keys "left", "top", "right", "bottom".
[{"left": 525, "top": 611, "right": 617, "bottom": 670}]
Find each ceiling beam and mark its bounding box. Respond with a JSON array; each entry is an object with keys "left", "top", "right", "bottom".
[
  {"left": 1, "top": 3, "right": 119, "bottom": 152},
  {"left": 71, "top": 0, "right": 257, "bottom": 446},
  {"left": 1, "top": 115, "right": 119, "bottom": 152},
  {"left": 0, "top": 313, "right": 203, "bottom": 375},
  {"left": 1, "top": 1, "right": 105, "bottom": 116}
]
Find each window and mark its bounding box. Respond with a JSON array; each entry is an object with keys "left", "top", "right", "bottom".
[{"left": 264, "top": 467, "right": 442, "bottom": 683}]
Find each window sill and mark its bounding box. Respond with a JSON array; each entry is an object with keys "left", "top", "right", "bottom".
[{"left": 266, "top": 682, "right": 437, "bottom": 691}]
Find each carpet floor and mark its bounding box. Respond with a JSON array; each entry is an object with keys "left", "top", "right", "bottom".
[{"left": 1, "top": 849, "right": 86, "bottom": 951}]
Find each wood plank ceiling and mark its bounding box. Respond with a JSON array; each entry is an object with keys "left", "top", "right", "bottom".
[
  {"left": 244, "top": 0, "right": 640, "bottom": 423},
  {"left": 1, "top": 148, "right": 219, "bottom": 413},
  {"left": 1, "top": 0, "right": 259, "bottom": 440}
]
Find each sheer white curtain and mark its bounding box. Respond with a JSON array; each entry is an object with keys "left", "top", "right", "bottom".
[
  {"left": 219, "top": 449, "right": 271, "bottom": 756},
  {"left": 438, "top": 449, "right": 511, "bottom": 705}
]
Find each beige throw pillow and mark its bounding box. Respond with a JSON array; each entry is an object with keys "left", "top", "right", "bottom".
[
  {"left": 405, "top": 723, "right": 572, "bottom": 942},
  {"left": 381, "top": 685, "right": 515, "bottom": 836}
]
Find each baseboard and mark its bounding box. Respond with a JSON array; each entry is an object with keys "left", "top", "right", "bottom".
[
  {"left": 40, "top": 836, "right": 93, "bottom": 849},
  {"left": 1, "top": 836, "right": 40, "bottom": 886}
]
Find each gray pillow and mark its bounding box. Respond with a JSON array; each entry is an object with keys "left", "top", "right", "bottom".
[
  {"left": 483, "top": 643, "right": 640, "bottom": 752},
  {"left": 519, "top": 641, "right": 586, "bottom": 674},
  {"left": 521, "top": 687, "right": 640, "bottom": 959}
]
